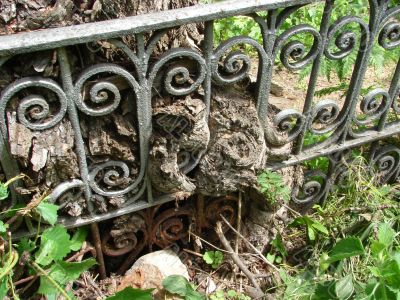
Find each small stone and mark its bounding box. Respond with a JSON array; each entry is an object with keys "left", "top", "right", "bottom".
[{"left": 118, "top": 250, "right": 189, "bottom": 299}]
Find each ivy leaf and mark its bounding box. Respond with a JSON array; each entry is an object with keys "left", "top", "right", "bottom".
[
  {"left": 35, "top": 225, "right": 71, "bottom": 266},
  {"left": 162, "top": 275, "right": 190, "bottom": 297},
  {"left": 35, "top": 201, "right": 59, "bottom": 225},
  {"left": 185, "top": 289, "right": 206, "bottom": 300},
  {"left": 38, "top": 259, "right": 96, "bottom": 296},
  {"left": 51, "top": 259, "right": 97, "bottom": 284},
  {"left": 17, "top": 237, "right": 36, "bottom": 255},
  {"left": 69, "top": 227, "right": 88, "bottom": 251},
  {"left": 106, "top": 287, "right": 153, "bottom": 300},
  {"left": 203, "top": 251, "right": 223, "bottom": 268}
]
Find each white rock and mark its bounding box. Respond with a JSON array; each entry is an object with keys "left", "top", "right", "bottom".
[{"left": 118, "top": 249, "right": 189, "bottom": 299}]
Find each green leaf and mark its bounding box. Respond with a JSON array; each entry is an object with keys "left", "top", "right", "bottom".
[
  {"left": 311, "top": 222, "right": 329, "bottom": 236},
  {"left": 323, "top": 237, "right": 365, "bottom": 264},
  {"left": 69, "top": 227, "right": 88, "bottom": 251},
  {"left": 203, "top": 251, "right": 214, "bottom": 265},
  {"left": 271, "top": 233, "right": 287, "bottom": 257},
  {"left": 308, "top": 227, "right": 316, "bottom": 241},
  {"left": 0, "top": 183, "right": 9, "bottom": 201},
  {"left": 17, "top": 237, "right": 36, "bottom": 255},
  {"left": 50, "top": 259, "right": 97, "bottom": 285},
  {"left": 266, "top": 253, "right": 276, "bottom": 263},
  {"left": 35, "top": 225, "right": 71, "bottom": 266},
  {"left": 106, "top": 287, "right": 153, "bottom": 300},
  {"left": 0, "top": 278, "right": 8, "bottom": 300},
  {"left": 35, "top": 201, "right": 59, "bottom": 225},
  {"left": 0, "top": 221, "right": 8, "bottom": 234},
  {"left": 38, "top": 259, "right": 96, "bottom": 295},
  {"left": 335, "top": 275, "right": 354, "bottom": 300},
  {"left": 381, "top": 258, "right": 400, "bottom": 290},
  {"left": 371, "top": 241, "right": 386, "bottom": 258},
  {"left": 186, "top": 289, "right": 206, "bottom": 300},
  {"left": 203, "top": 251, "right": 223, "bottom": 268},
  {"left": 377, "top": 223, "right": 396, "bottom": 247},
  {"left": 227, "top": 290, "right": 237, "bottom": 297},
  {"left": 162, "top": 275, "right": 190, "bottom": 297}
]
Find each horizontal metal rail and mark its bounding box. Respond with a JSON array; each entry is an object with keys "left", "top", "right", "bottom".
[{"left": 0, "top": 0, "right": 321, "bottom": 56}]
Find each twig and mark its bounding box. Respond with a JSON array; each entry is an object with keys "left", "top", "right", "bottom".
[
  {"left": 282, "top": 204, "right": 302, "bottom": 217},
  {"left": 215, "top": 221, "right": 264, "bottom": 297},
  {"left": 189, "top": 231, "right": 233, "bottom": 254},
  {"left": 220, "top": 215, "right": 280, "bottom": 273},
  {"left": 66, "top": 242, "right": 96, "bottom": 262},
  {"left": 235, "top": 192, "right": 242, "bottom": 254},
  {"left": 30, "top": 261, "right": 72, "bottom": 300},
  {"left": 183, "top": 248, "right": 203, "bottom": 258}
]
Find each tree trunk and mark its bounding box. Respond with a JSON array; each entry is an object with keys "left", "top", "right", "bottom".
[{"left": 0, "top": 0, "right": 199, "bottom": 35}]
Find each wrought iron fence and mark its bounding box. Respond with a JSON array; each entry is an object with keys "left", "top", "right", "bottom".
[{"left": 0, "top": 0, "right": 399, "bottom": 234}]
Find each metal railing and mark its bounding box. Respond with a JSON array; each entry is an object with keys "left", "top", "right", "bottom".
[{"left": 0, "top": 0, "right": 399, "bottom": 232}]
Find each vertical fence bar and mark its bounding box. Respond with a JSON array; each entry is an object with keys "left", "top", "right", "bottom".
[
  {"left": 58, "top": 47, "right": 106, "bottom": 278},
  {"left": 295, "top": 0, "right": 335, "bottom": 154}
]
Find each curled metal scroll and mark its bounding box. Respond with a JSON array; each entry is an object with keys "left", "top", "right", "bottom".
[
  {"left": 148, "top": 48, "right": 206, "bottom": 96},
  {"left": 203, "top": 195, "right": 237, "bottom": 229},
  {"left": 310, "top": 100, "right": 341, "bottom": 135},
  {"left": 274, "top": 24, "right": 322, "bottom": 70},
  {"left": 276, "top": 109, "right": 305, "bottom": 141},
  {"left": 88, "top": 160, "right": 143, "bottom": 197},
  {"left": 0, "top": 77, "right": 68, "bottom": 134},
  {"left": 292, "top": 170, "right": 327, "bottom": 205},
  {"left": 378, "top": 6, "right": 400, "bottom": 50},
  {"left": 325, "top": 16, "right": 369, "bottom": 60},
  {"left": 102, "top": 213, "right": 147, "bottom": 257},
  {"left": 49, "top": 179, "right": 85, "bottom": 204},
  {"left": 369, "top": 145, "right": 400, "bottom": 184},
  {"left": 150, "top": 207, "right": 193, "bottom": 248},
  {"left": 211, "top": 36, "right": 269, "bottom": 85},
  {"left": 354, "top": 88, "right": 390, "bottom": 126},
  {"left": 74, "top": 63, "right": 140, "bottom": 116}
]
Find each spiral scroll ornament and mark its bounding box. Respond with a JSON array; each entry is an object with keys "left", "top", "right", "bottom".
[
  {"left": 148, "top": 48, "right": 206, "bottom": 96},
  {"left": 88, "top": 160, "right": 144, "bottom": 197},
  {"left": 310, "top": 100, "right": 341, "bottom": 135},
  {"left": 204, "top": 195, "right": 237, "bottom": 229},
  {"left": 74, "top": 64, "right": 140, "bottom": 116},
  {"left": 150, "top": 207, "right": 193, "bottom": 248},
  {"left": 102, "top": 213, "right": 147, "bottom": 257},
  {"left": 369, "top": 145, "right": 400, "bottom": 184},
  {"left": 379, "top": 6, "right": 400, "bottom": 50},
  {"left": 272, "top": 109, "right": 306, "bottom": 143},
  {"left": 292, "top": 170, "right": 327, "bottom": 204},
  {"left": 354, "top": 89, "right": 390, "bottom": 126},
  {"left": 379, "top": 21, "right": 400, "bottom": 50},
  {"left": 0, "top": 78, "right": 68, "bottom": 132},
  {"left": 275, "top": 25, "right": 322, "bottom": 70},
  {"left": 325, "top": 16, "right": 369, "bottom": 60},
  {"left": 212, "top": 36, "right": 269, "bottom": 85}
]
